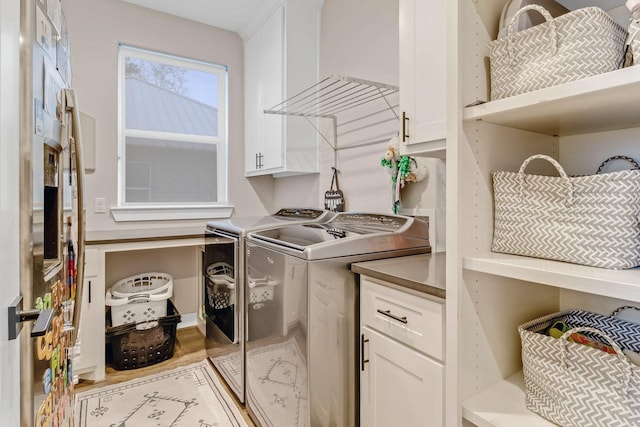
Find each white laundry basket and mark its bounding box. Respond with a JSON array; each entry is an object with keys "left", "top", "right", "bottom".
[{"left": 106, "top": 272, "right": 173, "bottom": 327}]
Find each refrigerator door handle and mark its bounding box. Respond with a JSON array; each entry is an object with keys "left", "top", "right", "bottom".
[
  {"left": 64, "top": 88, "right": 86, "bottom": 344},
  {"left": 7, "top": 296, "right": 54, "bottom": 340}
]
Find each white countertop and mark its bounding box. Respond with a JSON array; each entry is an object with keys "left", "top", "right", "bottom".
[{"left": 86, "top": 226, "right": 205, "bottom": 245}]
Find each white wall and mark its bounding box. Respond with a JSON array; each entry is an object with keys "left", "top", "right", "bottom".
[
  {"left": 64, "top": 0, "right": 274, "bottom": 233},
  {"left": 274, "top": 0, "right": 399, "bottom": 212},
  {"left": 274, "top": 0, "right": 444, "bottom": 225},
  {"left": 65, "top": 0, "right": 443, "bottom": 229}
]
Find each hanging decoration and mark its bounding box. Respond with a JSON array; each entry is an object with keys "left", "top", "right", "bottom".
[
  {"left": 324, "top": 167, "right": 346, "bottom": 212},
  {"left": 380, "top": 137, "right": 428, "bottom": 214}
]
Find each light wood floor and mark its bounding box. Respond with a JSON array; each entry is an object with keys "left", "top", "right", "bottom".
[{"left": 75, "top": 326, "right": 255, "bottom": 426}]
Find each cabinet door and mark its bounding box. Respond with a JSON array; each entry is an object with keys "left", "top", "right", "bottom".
[
  {"left": 244, "top": 6, "right": 284, "bottom": 175},
  {"left": 399, "top": 0, "right": 446, "bottom": 145},
  {"left": 361, "top": 326, "right": 443, "bottom": 427},
  {"left": 244, "top": 31, "right": 262, "bottom": 174},
  {"left": 73, "top": 277, "right": 98, "bottom": 374},
  {"left": 259, "top": 5, "right": 284, "bottom": 171},
  {"left": 74, "top": 248, "right": 101, "bottom": 377}
]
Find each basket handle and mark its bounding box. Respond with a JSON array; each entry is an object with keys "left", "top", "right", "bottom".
[
  {"left": 612, "top": 306, "right": 640, "bottom": 325},
  {"left": 330, "top": 167, "right": 340, "bottom": 191},
  {"left": 518, "top": 154, "right": 573, "bottom": 205},
  {"left": 507, "top": 5, "right": 559, "bottom": 66},
  {"left": 127, "top": 293, "right": 169, "bottom": 302},
  {"left": 559, "top": 326, "right": 633, "bottom": 394},
  {"left": 596, "top": 155, "right": 640, "bottom": 174},
  {"left": 613, "top": 305, "right": 640, "bottom": 316},
  {"left": 135, "top": 320, "right": 159, "bottom": 330}
]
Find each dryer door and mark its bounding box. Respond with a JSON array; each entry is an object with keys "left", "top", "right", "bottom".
[{"left": 204, "top": 230, "right": 244, "bottom": 402}]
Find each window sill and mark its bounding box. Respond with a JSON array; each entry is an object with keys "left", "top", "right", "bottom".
[{"left": 110, "top": 205, "right": 234, "bottom": 222}]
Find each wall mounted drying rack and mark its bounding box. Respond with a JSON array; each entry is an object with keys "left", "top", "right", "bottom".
[{"left": 264, "top": 74, "right": 400, "bottom": 166}]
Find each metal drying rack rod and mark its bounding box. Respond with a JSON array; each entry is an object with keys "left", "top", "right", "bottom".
[{"left": 264, "top": 74, "right": 400, "bottom": 167}]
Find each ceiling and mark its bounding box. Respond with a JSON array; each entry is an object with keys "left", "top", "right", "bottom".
[{"left": 121, "top": 0, "right": 282, "bottom": 37}]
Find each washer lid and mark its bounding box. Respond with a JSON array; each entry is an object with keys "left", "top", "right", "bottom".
[
  {"left": 252, "top": 222, "right": 378, "bottom": 250},
  {"left": 248, "top": 212, "right": 430, "bottom": 260},
  {"left": 205, "top": 207, "right": 333, "bottom": 235}
]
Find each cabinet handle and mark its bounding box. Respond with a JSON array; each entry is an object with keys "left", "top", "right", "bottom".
[
  {"left": 402, "top": 111, "right": 410, "bottom": 142},
  {"left": 376, "top": 308, "right": 408, "bottom": 324},
  {"left": 361, "top": 333, "right": 369, "bottom": 371},
  {"left": 88, "top": 280, "right": 91, "bottom": 304}
]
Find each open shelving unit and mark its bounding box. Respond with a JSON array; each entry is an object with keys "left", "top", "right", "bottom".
[
  {"left": 463, "top": 253, "right": 640, "bottom": 303},
  {"left": 264, "top": 74, "right": 399, "bottom": 164},
  {"left": 462, "top": 372, "right": 557, "bottom": 427},
  {"left": 449, "top": 1, "right": 640, "bottom": 427},
  {"left": 463, "top": 66, "right": 640, "bottom": 136}
]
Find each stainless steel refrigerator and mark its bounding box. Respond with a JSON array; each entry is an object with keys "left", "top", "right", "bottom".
[{"left": 13, "top": 0, "right": 86, "bottom": 425}]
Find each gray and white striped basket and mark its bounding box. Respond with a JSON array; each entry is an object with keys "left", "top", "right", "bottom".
[
  {"left": 519, "top": 310, "right": 640, "bottom": 426},
  {"left": 492, "top": 154, "right": 640, "bottom": 269},
  {"left": 489, "top": 5, "right": 627, "bottom": 100},
  {"left": 627, "top": 18, "right": 640, "bottom": 66}
]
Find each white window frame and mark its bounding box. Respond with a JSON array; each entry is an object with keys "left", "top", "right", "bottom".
[{"left": 112, "top": 44, "right": 232, "bottom": 222}]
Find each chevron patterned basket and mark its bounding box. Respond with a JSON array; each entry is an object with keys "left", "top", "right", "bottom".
[
  {"left": 628, "top": 18, "right": 640, "bottom": 66},
  {"left": 492, "top": 154, "right": 640, "bottom": 269},
  {"left": 489, "top": 5, "right": 627, "bottom": 100},
  {"left": 519, "top": 310, "right": 640, "bottom": 426}
]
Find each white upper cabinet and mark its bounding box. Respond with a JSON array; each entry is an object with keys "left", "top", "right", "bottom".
[
  {"left": 399, "top": 0, "right": 447, "bottom": 158},
  {"left": 244, "top": 0, "right": 322, "bottom": 177}
]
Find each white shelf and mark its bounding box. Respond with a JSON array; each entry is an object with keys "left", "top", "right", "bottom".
[
  {"left": 462, "top": 372, "right": 556, "bottom": 427},
  {"left": 463, "top": 252, "right": 640, "bottom": 303},
  {"left": 463, "top": 66, "right": 640, "bottom": 136},
  {"left": 401, "top": 138, "right": 446, "bottom": 159}
]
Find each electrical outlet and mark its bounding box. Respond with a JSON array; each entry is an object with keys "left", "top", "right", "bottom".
[{"left": 94, "top": 197, "right": 106, "bottom": 213}]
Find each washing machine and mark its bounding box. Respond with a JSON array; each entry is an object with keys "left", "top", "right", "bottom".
[
  {"left": 203, "top": 208, "right": 334, "bottom": 403},
  {"left": 244, "top": 212, "right": 430, "bottom": 427}
]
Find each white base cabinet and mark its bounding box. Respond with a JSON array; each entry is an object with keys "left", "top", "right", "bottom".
[
  {"left": 361, "top": 326, "right": 444, "bottom": 427},
  {"left": 360, "top": 277, "right": 444, "bottom": 426},
  {"left": 73, "top": 233, "right": 205, "bottom": 381}
]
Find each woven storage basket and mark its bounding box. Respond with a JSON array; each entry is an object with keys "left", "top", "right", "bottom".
[
  {"left": 628, "top": 18, "right": 640, "bottom": 65},
  {"left": 492, "top": 154, "right": 640, "bottom": 269},
  {"left": 519, "top": 310, "right": 640, "bottom": 426},
  {"left": 489, "top": 5, "right": 627, "bottom": 100}
]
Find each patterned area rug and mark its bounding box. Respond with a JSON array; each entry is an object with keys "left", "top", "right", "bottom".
[{"left": 74, "top": 361, "right": 248, "bottom": 427}]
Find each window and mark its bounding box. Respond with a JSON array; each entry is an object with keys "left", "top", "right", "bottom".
[{"left": 114, "top": 45, "right": 231, "bottom": 221}]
